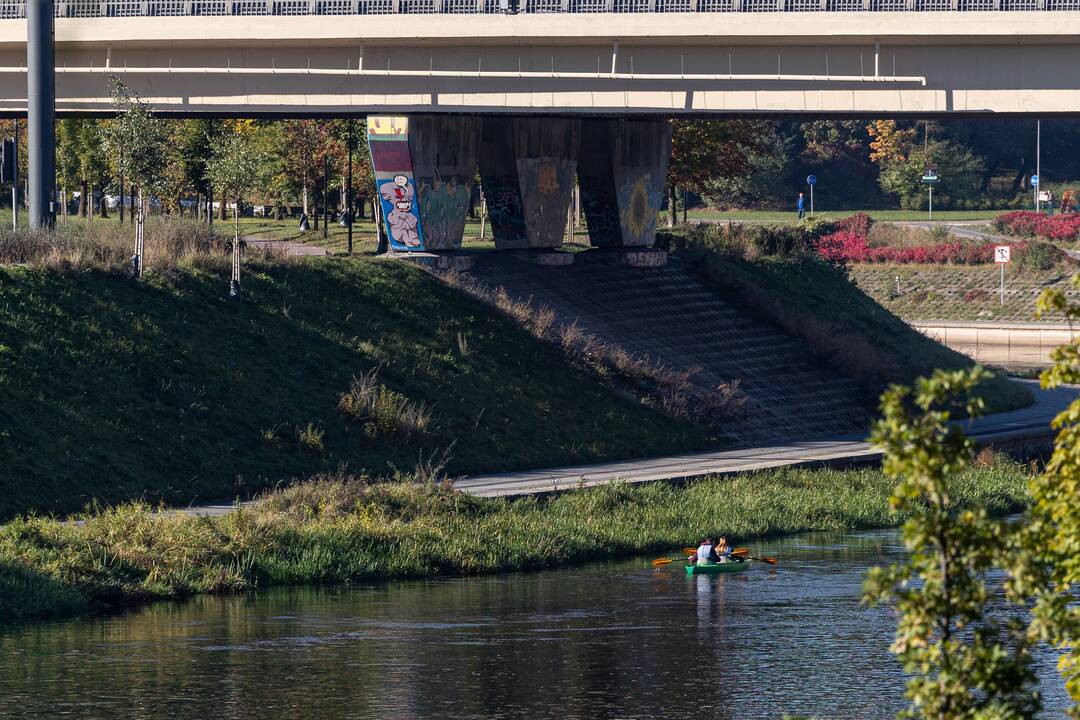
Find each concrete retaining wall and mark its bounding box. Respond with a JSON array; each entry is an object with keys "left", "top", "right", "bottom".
[{"left": 914, "top": 321, "right": 1079, "bottom": 370}]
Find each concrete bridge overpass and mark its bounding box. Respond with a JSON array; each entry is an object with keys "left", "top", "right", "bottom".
[
  {"left": 5, "top": 2, "right": 1080, "bottom": 242},
  {"left": 1, "top": 8, "right": 1080, "bottom": 116}
]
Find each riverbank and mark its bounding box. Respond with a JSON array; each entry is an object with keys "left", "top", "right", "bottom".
[{"left": 0, "top": 460, "right": 1032, "bottom": 623}]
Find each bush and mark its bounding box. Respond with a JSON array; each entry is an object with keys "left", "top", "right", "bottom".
[
  {"left": 815, "top": 214, "right": 1071, "bottom": 267},
  {"left": 994, "top": 210, "right": 1080, "bottom": 243},
  {"left": 338, "top": 369, "right": 432, "bottom": 440},
  {"left": 1015, "top": 241, "right": 1061, "bottom": 273}
]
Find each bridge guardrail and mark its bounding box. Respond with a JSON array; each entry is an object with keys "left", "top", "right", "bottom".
[{"left": 0, "top": 0, "right": 1073, "bottom": 16}]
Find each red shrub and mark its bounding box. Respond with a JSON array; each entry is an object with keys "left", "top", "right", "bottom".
[
  {"left": 994, "top": 210, "right": 1080, "bottom": 242},
  {"left": 836, "top": 212, "right": 873, "bottom": 237}
]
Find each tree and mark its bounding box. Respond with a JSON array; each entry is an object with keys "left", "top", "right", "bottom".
[
  {"left": 206, "top": 130, "right": 262, "bottom": 299},
  {"left": 1008, "top": 279, "right": 1080, "bottom": 717},
  {"left": 104, "top": 77, "right": 165, "bottom": 277},
  {"left": 864, "top": 367, "right": 1040, "bottom": 720},
  {"left": 668, "top": 119, "right": 764, "bottom": 226}
]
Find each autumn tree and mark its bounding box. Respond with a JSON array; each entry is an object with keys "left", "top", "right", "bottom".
[{"left": 668, "top": 119, "right": 764, "bottom": 226}]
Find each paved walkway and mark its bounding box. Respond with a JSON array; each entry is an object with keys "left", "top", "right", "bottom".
[
  {"left": 183, "top": 380, "right": 1072, "bottom": 516},
  {"left": 244, "top": 238, "right": 329, "bottom": 256},
  {"left": 454, "top": 379, "right": 1073, "bottom": 497}
]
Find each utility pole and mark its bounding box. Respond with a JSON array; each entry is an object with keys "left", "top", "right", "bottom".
[
  {"left": 27, "top": 0, "right": 55, "bottom": 230},
  {"left": 347, "top": 119, "right": 354, "bottom": 254},
  {"left": 322, "top": 155, "right": 329, "bottom": 241},
  {"left": 11, "top": 117, "right": 18, "bottom": 230}
]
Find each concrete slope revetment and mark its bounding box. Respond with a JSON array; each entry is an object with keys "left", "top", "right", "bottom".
[{"left": 461, "top": 251, "right": 870, "bottom": 445}]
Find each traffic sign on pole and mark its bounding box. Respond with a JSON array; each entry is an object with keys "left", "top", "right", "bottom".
[
  {"left": 806, "top": 175, "right": 816, "bottom": 216},
  {"left": 995, "top": 245, "right": 1011, "bottom": 306}
]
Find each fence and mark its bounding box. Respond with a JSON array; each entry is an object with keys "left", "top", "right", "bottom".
[{"left": 0, "top": 0, "right": 1076, "bottom": 15}]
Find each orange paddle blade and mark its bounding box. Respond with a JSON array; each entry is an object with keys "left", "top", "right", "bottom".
[
  {"left": 757, "top": 556, "right": 778, "bottom": 565},
  {"left": 681, "top": 547, "right": 697, "bottom": 555},
  {"left": 652, "top": 558, "right": 675, "bottom": 567},
  {"left": 731, "top": 548, "right": 749, "bottom": 556}
]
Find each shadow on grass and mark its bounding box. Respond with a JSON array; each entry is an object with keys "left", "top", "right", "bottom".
[
  {"left": 0, "top": 259, "right": 707, "bottom": 519},
  {"left": 0, "top": 560, "right": 88, "bottom": 623}
]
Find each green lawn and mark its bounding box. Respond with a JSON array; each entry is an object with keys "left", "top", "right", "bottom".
[{"left": 0, "top": 256, "right": 707, "bottom": 520}]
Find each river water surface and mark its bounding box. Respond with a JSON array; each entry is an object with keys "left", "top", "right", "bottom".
[{"left": 0, "top": 527, "right": 1070, "bottom": 719}]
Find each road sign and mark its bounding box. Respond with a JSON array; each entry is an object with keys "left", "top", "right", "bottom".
[
  {"left": 995, "top": 245, "right": 1011, "bottom": 306},
  {"left": 921, "top": 174, "right": 939, "bottom": 184},
  {"left": 1031, "top": 174, "right": 1039, "bottom": 187},
  {"left": 806, "top": 175, "right": 817, "bottom": 186}
]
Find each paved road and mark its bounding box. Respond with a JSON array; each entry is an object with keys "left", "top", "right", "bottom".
[{"left": 184, "top": 380, "right": 1073, "bottom": 517}]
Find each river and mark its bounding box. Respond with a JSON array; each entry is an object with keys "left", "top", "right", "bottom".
[{"left": 0, "top": 527, "right": 1070, "bottom": 719}]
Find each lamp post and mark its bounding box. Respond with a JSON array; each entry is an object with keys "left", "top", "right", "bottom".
[{"left": 26, "top": 0, "right": 55, "bottom": 230}]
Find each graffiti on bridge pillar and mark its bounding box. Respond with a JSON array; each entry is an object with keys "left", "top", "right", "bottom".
[
  {"left": 368, "top": 115, "right": 480, "bottom": 252},
  {"left": 368, "top": 116, "right": 425, "bottom": 251},
  {"left": 479, "top": 117, "right": 580, "bottom": 250},
  {"left": 578, "top": 119, "right": 671, "bottom": 248}
]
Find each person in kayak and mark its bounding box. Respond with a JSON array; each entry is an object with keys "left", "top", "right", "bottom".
[
  {"left": 715, "top": 536, "right": 735, "bottom": 563},
  {"left": 694, "top": 538, "right": 721, "bottom": 566}
]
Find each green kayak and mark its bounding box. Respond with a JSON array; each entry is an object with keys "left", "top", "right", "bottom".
[{"left": 685, "top": 561, "right": 750, "bottom": 575}]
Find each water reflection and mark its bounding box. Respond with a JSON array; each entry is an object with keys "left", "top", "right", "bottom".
[{"left": 0, "top": 528, "right": 1068, "bottom": 720}]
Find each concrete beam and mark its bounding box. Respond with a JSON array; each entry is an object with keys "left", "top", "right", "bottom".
[{"left": 3, "top": 13, "right": 1080, "bottom": 48}]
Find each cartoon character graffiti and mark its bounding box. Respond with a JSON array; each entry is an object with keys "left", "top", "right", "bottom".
[{"left": 379, "top": 174, "right": 422, "bottom": 249}]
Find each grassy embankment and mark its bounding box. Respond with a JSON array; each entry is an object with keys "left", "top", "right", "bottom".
[
  {"left": 662, "top": 223, "right": 1033, "bottom": 414},
  {"left": 0, "top": 459, "right": 1033, "bottom": 623},
  {"left": 0, "top": 219, "right": 708, "bottom": 520}
]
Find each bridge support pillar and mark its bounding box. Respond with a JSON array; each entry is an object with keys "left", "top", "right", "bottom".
[
  {"left": 578, "top": 119, "right": 671, "bottom": 248},
  {"left": 479, "top": 117, "right": 580, "bottom": 250},
  {"left": 367, "top": 114, "right": 479, "bottom": 252}
]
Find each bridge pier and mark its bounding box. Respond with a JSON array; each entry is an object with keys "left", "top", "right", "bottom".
[
  {"left": 578, "top": 119, "right": 671, "bottom": 249},
  {"left": 368, "top": 114, "right": 479, "bottom": 252},
  {"left": 479, "top": 117, "right": 580, "bottom": 250}
]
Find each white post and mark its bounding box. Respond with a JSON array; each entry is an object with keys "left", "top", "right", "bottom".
[
  {"left": 1000, "top": 262, "right": 1005, "bottom": 306},
  {"left": 810, "top": 184, "right": 814, "bottom": 217},
  {"left": 928, "top": 184, "right": 933, "bottom": 221}
]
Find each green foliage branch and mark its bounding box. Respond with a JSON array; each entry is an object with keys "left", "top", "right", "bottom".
[
  {"left": 864, "top": 367, "right": 1040, "bottom": 720},
  {"left": 1007, "top": 277, "right": 1080, "bottom": 717}
]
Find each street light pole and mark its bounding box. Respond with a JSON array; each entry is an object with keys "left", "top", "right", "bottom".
[
  {"left": 347, "top": 119, "right": 354, "bottom": 254},
  {"left": 11, "top": 117, "right": 18, "bottom": 230},
  {"left": 1035, "top": 120, "right": 1041, "bottom": 212},
  {"left": 26, "top": 0, "right": 55, "bottom": 230}
]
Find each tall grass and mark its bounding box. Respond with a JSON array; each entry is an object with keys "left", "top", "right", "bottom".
[
  {"left": 0, "top": 219, "right": 286, "bottom": 273},
  {"left": 0, "top": 459, "right": 1032, "bottom": 623},
  {"left": 338, "top": 368, "right": 433, "bottom": 439}
]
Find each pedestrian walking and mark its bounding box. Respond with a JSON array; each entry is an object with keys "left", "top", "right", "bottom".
[{"left": 796, "top": 192, "right": 806, "bottom": 220}]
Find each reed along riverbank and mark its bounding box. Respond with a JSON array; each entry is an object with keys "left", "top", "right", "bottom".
[{"left": 0, "top": 460, "right": 1032, "bottom": 623}]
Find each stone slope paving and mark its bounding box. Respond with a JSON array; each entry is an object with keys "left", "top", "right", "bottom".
[{"left": 463, "top": 251, "right": 870, "bottom": 445}]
